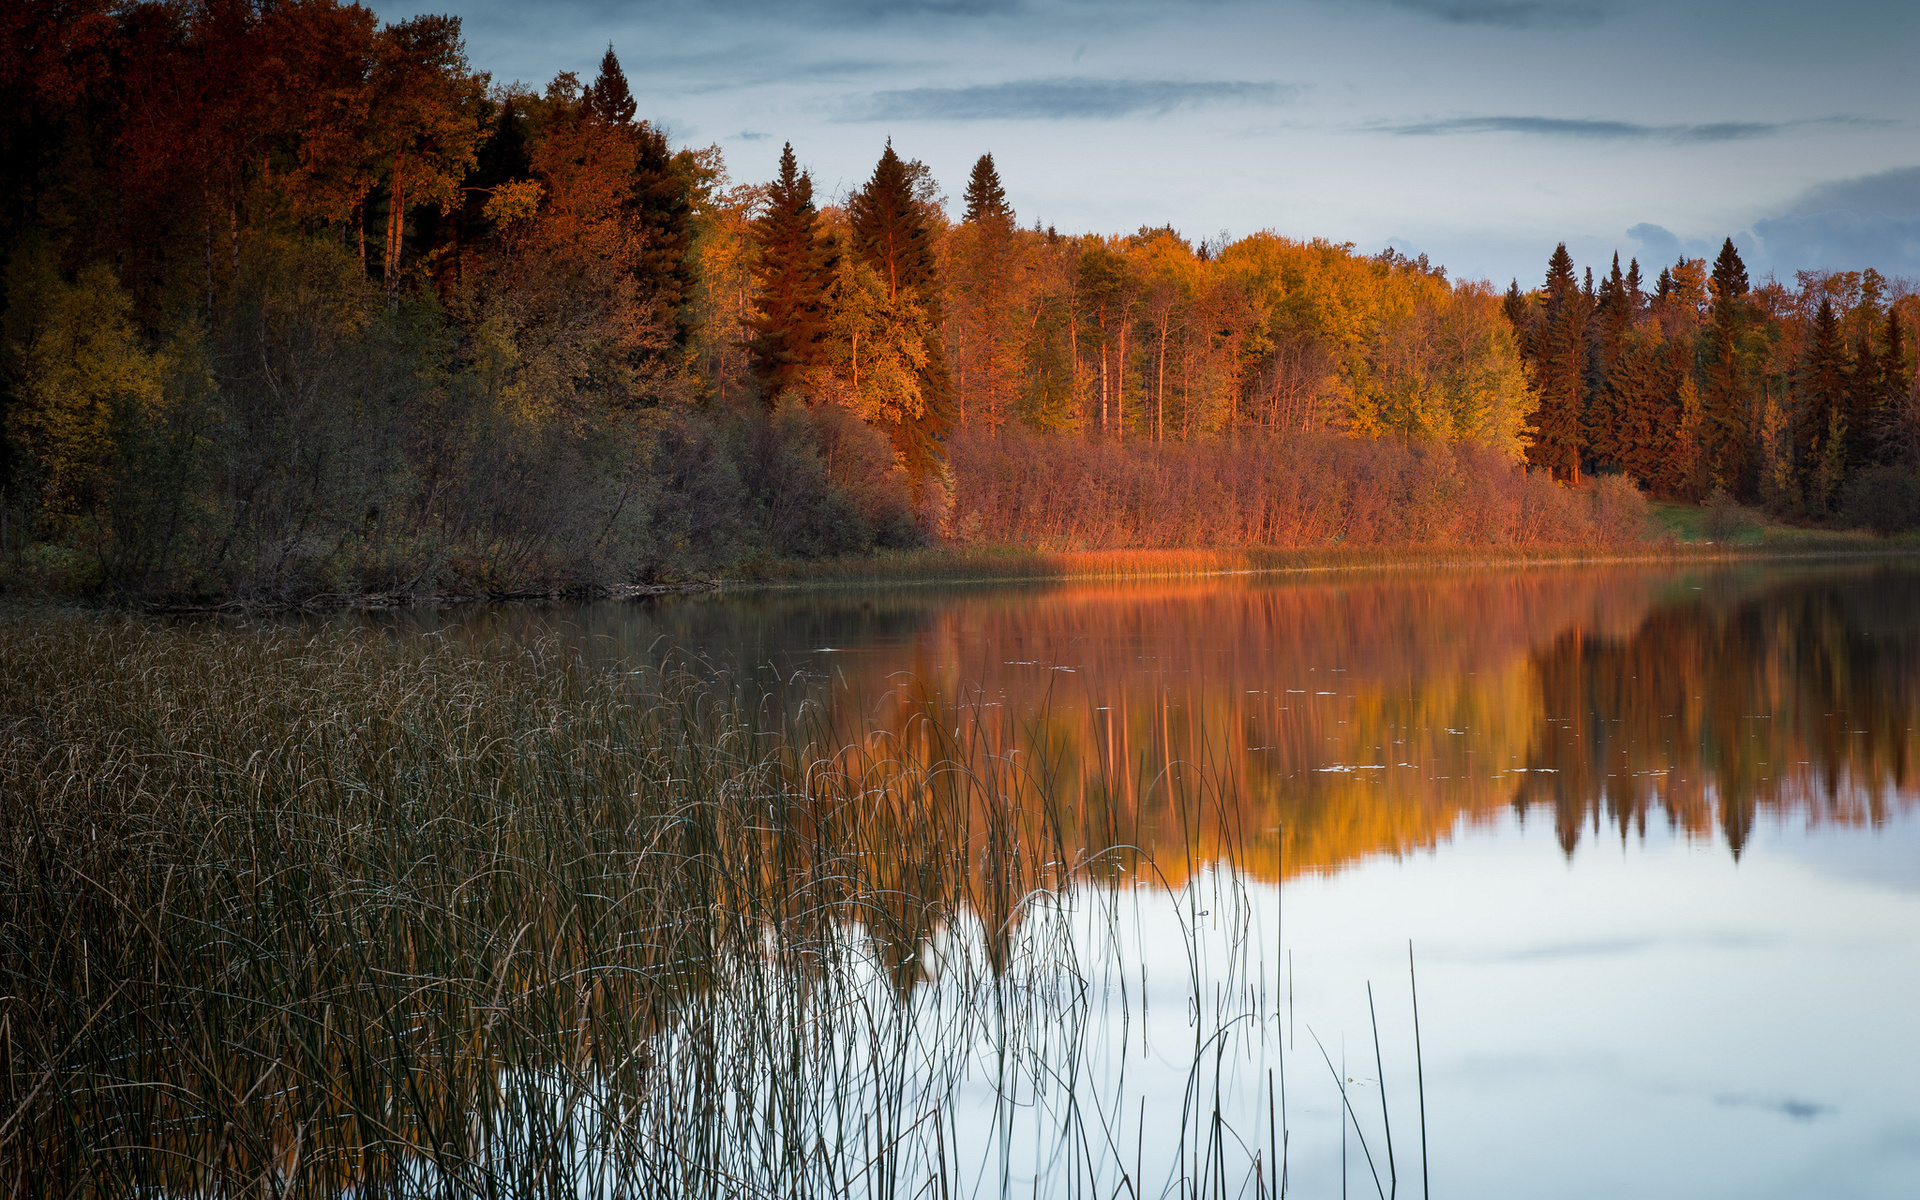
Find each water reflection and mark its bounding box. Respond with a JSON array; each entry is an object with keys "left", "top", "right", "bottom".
[{"left": 430, "top": 563, "right": 1920, "bottom": 881}]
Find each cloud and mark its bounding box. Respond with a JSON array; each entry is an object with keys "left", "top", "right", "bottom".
[
  {"left": 1370, "top": 0, "right": 1608, "bottom": 28},
  {"left": 1626, "top": 222, "right": 1685, "bottom": 262},
  {"left": 1786, "top": 164, "right": 1920, "bottom": 221},
  {"left": 1623, "top": 166, "right": 1920, "bottom": 279},
  {"left": 1379, "top": 115, "right": 1822, "bottom": 142},
  {"left": 1713, "top": 1094, "right": 1836, "bottom": 1123},
  {"left": 736, "top": 130, "right": 771, "bottom": 141},
  {"left": 1750, "top": 210, "right": 1920, "bottom": 277},
  {"left": 843, "top": 78, "right": 1295, "bottom": 122},
  {"left": 1738, "top": 164, "right": 1920, "bottom": 276}
]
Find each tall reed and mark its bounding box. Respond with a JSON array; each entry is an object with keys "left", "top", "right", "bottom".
[{"left": 0, "top": 610, "right": 1405, "bottom": 1198}]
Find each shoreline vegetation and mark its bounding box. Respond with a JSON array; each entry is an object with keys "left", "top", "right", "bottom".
[
  {"left": 5, "top": 491, "right": 1914, "bottom": 612},
  {"left": 7, "top": 10, "right": 1920, "bottom": 610}
]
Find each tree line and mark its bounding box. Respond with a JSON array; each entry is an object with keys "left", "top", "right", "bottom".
[
  {"left": 3, "top": 1, "right": 1916, "bottom": 600},
  {"left": 1507, "top": 240, "right": 1920, "bottom": 524}
]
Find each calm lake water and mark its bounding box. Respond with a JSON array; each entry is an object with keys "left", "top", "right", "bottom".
[{"left": 386, "top": 560, "right": 1920, "bottom": 1199}]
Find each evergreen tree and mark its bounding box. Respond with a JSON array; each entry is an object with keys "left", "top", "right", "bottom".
[
  {"left": 962, "top": 153, "right": 1011, "bottom": 225},
  {"left": 1796, "top": 297, "right": 1847, "bottom": 507},
  {"left": 1881, "top": 309, "right": 1912, "bottom": 462},
  {"left": 586, "top": 43, "right": 636, "bottom": 125},
  {"left": 1524, "top": 243, "right": 1588, "bottom": 482},
  {"left": 1701, "top": 237, "right": 1752, "bottom": 492},
  {"left": 1710, "top": 237, "right": 1748, "bottom": 300},
  {"left": 1502, "top": 279, "right": 1526, "bottom": 329},
  {"left": 1877, "top": 308, "right": 1913, "bottom": 462},
  {"left": 748, "top": 143, "right": 833, "bottom": 403},
  {"left": 1585, "top": 253, "right": 1632, "bottom": 472},
  {"left": 954, "top": 152, "right": 1021, "bottom": 434},
  {"left": 629, "top": 120, "right": 693, "bottom": 345},
  {"left": 849, "top": 140, "right": 955, "bottom": 485},
  {"left": 1609, "top": 334, "right": 1661, "bottom": 488}
]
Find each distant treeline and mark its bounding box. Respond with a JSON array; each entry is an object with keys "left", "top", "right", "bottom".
[{"left": 2, "top": 3, "right": 1915, "bottom": 600}]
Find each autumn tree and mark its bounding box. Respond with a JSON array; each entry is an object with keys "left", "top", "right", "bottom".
[
  {"left": 848, "top": 141, "right": 955, "bottom": 484},
  {"left": 344, "top": 16, "right": 488, "bottom": 304}
]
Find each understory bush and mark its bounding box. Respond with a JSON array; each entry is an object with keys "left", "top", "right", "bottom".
[{"left": 946, "top": 427, "right": 1650, "bottom": 550}]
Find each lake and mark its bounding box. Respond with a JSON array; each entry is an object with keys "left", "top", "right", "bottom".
[
  {"left": 8, "top": 560, "right": 1918, "bottom": 1197},
  {"left": 368, "top": 559, "right": 1920, "bottom": 1198}
]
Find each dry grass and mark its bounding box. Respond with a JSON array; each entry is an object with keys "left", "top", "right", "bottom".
[{"left": 0, "top": 611, "right": 1309, "bottom": 1198}]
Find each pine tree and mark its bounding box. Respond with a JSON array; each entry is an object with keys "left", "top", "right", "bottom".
[
  {"left": 748, "top": 143, "right": 833, "bottom": 403},
  {"left": 962, "top": 153, "right": 1011, "bottom": 226},
  {"left": 849, "top": 140, "right": 955, "bottom": 485}
]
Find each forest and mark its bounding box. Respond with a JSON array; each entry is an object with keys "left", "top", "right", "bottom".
[{"left": 4, "top": 1, "right": 1919, "bottom": 602}]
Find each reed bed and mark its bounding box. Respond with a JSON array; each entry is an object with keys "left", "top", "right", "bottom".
[{"left": 0, "top": 610, "right": 1410, "bottom": 1198}]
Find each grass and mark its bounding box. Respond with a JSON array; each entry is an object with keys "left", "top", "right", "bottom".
[
  {"left": 1644, "top": 499, "right": 1918, "bottom": 551},
  {"left": 0, "top": 610, "right": 1423, "bottom": 1198}
]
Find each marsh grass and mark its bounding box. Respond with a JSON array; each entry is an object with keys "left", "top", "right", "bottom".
[{"left": 0, "top": 611, "right": 1414, "bottom": 1198}]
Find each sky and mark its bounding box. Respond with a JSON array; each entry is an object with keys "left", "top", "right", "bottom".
[{"left": 372, "top": 0, "right": 1920, "bottom": 288}]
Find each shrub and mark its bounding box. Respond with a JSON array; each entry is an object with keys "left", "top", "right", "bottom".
[{"left": 1840, "top": 466, "right": 1920, "bottom": 536}]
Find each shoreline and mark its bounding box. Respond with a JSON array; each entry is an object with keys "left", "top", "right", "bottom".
[{"left": 7, "top": 535, "right": 1917, "bottom": 615}]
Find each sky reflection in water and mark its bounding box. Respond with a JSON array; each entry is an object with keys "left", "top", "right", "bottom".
[{"left": 402, "top": 561, "right": 1920, "bottom": 1197}]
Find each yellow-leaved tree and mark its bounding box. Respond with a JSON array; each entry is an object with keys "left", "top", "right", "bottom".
[
  {"left": 812, "top": 254, "right": 932, "bottom": 432},
  {"left": 5, "top": 252, "right": 166, "bottom": 533}
]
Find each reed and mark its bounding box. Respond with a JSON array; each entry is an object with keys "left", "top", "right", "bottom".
[{"left": 0, "top": 609, "right": 1422, "bottom": 1198}]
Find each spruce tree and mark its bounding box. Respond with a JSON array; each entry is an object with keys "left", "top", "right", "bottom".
[
  {"left": 955, "top": 152, "right": 1019, "bottom": 434},
  {"left": 629, "top": 120, "right": 693, "bottom": 345},
  {"left": 1502, "top": 279, "right": 1527, "bottom": 329},
  {"left": 1796, "top": 298, "right": 1847, "bottom": 504},
  {"left": 1524, "top": 244, "right": 1589, "bottom": 483},
  {"left": 586, "top": 44, "right": 636, "bottom": 125},
  {"left": 1585, "top": 253, "right": 1632, "bottom": 472},
  {"left": 962, "top": 153, "right": 1011, "bottom": 225},
  {"left": 748, "top": 143, "right": 833, "bottom": 403},
  {"left": 1701, "top": 237, "right": 1752, "bottom": 492},
  {"left": 850, "top": 140, "right": 955, "bottom": 484},
  {"left": 1878, "top": 309, "right": 1913, "bottom": 463}
]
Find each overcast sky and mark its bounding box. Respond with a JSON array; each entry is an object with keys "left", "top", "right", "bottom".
[{"left": 373, "top": 0, "right": 1920, "bottom": 287}]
